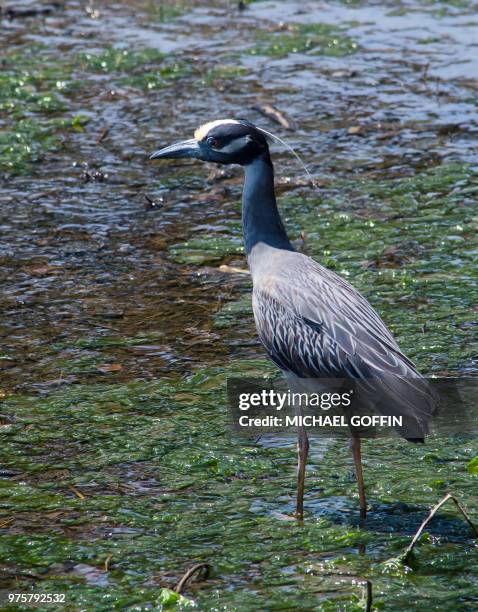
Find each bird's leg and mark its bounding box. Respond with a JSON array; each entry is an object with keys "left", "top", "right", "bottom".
[
  {"left": 296, "top": 423, "right": 309, "bottom": 520},
  {"left": 350, "top": 435, "right": 367, "bottom": 519}
]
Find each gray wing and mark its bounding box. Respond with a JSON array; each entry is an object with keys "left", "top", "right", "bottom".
[
  {"left": 253, "top": 253, "right": 415, "bottom": 378},
  {"left": 252, "top": 252, "right": 438, "bottom": 435}
]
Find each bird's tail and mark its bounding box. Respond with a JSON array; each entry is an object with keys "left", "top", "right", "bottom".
[{"left": 355, "top": 375, "right": 439, "bottom": 440}]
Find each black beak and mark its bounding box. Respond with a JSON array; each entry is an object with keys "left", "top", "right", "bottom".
[{"left": 149, "top": 138, "right": 200, "bottom": 160}]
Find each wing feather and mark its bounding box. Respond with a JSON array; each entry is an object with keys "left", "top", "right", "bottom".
[{"left": 252, "top": 252, "right": 437, "bottom": 436}]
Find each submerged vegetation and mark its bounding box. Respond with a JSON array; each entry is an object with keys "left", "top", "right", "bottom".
[
  {"left": 0, "top": 47, "right": 82, "bottom": 173},
  {"left": 2, "top": 201, "right": 476, "bottom": 604},
  {"left": 1, "top": 0, "right": 477, "bottom": 609},
  {"left": 79, "top": 46, "right": 166, "bottom": 73},
  {"left": 0, "top": 43, "right": 192, "bottom": 175},
  {"left": 253, "top": 23, "right": 359, "bottom": 57},
  {"left": 187, "top": 164, "right": 478, "bottom": 374},
  {"left": 1, "top": 363, "right": 477, "bottom": 609},
  {"left": 80, "top": 46, "right": 191, "bottom": 91}
]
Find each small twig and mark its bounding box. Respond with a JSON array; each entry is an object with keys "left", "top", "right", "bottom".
[
  {"left": 403, "top": 493, "right": 478, "bottom": 563},
  {"left": 1, "top": 4, "right": 62, "bottom": 19},
  {"left": 251, "top": 102, "right": 297, "bottom": 130},
  {"left": 364, "top": 577, "right": 373, "bottom": 612},
  {"left": 104, "top": 554, "right": 113, "bottom": 571},
  {"left": 422, "top": 62, "right": 430, "bottom": 82},
  {"left": 143, "top": 194, "right": 160, "bottom": 210},
  {"left": 3, "top": 570, "right": 44, "bottom": 580},
  {"left": 174, "top": 563, "right": 210, "bottom": 594},
  {"left": 96, "top": 126, "right": 110, "bottom": 144},
  {"left": 68, "top": 484, "right": 86, "bottom": 500},
  {"left": 218, "top": 264, "right": 250, "bottom": 275}
]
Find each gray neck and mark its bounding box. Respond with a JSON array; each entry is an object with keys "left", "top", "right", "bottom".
[{"left": 242, "top": 154, "right": 294, "bottom": 255}]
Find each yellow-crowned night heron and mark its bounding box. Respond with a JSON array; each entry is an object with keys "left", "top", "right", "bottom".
[{"left": 150, "top": 119, "right": 437, "bottom": 520}]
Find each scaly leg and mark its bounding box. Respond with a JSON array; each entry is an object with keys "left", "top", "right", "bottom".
[
  {"left": 350, "top": 435, "right": 367, "bottom": 519},
  {"left": 296, "top": 424, "right": 309, "bottom": 520}
]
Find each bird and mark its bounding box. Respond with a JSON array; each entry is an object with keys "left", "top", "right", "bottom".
[{"left": 150, "top": 119, "right": 438, "bottom": 520}]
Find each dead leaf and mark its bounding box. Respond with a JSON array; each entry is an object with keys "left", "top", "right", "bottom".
[
  {"left": 68, "top": 485, "right": 86, "bottom": 500},
  {"left": 28, "top": 265, "right": 61, "bottom": 276},
  {"left": 219, "top": 265, "right": 250, "bottom": 275},
  {"left": 252, "top": 102, "right": 297, "bottom": 130},
  {"left": 331, "top": 69, "right": 357, "bottom": 78},
  {"left": 96, "top": 363, "right": 123, "bottom": 373},
  {"left": 96, "top": 126, "right": 110, "bottom": 144}
]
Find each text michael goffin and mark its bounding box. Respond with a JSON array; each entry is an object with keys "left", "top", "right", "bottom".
[{"left": 228, "top": 382, "right": 404, "bottom": 434}]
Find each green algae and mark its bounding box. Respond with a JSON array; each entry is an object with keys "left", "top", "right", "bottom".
[
  {"left": 0, "top": 46, "right": 74, "bottom": 114},
  {"left": 79, "top": 46, "right": 192, "bottom": 90},
  {"left": 276, "top": 163, "right": 478, "bottom": 374},
  {"left": 144, "top": 1, "right": 185, "bottom": 22},
  {"left": 1, "top": 303, "right": 477, "bottom": 609},
  {"left": 1, "top": 367, "right": 477, "bottom": 610},
  {"left": 253, "top": 23, "right": 359, "bottom": 57},
  {"left": 203, "top": 164, "right": 477, "bottom": 375},
  {"left": 214, "top": 294, "right": 252, "bottom": 329},
  {"left": 0, "top": 47, "right": 80, "bottom": 174},
  {"left": 200, "top": 64, "right": 248, "bottom": 86},
  {"left": 79, "top": 46, "right": 166, "bottom": 73},
  {"left": 0, "top": 43, "right": 191, "bottom": 174},
  {"left": 0, "top": 117, "right": 78, "bottom": 174},
  {"left": 468, "top": 457, "right": 478, "bottom": 475},
  {"left": 168, "top": 234, "right": 244, "bottom": 264},
  {"left": 53, "top": 332, "right": 164, "bottom": 351},
  {"left": 120, "top": 64, "right": 192, "bottom": 90},
  {"left": 159, "top": 588, "right": 195, "bottom": 607}
]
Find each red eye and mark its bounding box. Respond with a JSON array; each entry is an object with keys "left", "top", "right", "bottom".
[{"left": 206, "top": 136, "right": 218, "bottom": 148}]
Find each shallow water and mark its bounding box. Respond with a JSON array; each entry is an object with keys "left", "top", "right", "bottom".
[{"left": 0, "top": 0, "right": 477, "bottom": 610}]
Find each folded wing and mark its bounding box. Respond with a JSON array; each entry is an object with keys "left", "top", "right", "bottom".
[{"left": 252, "top": 253, "right": 438, "bottom": 438}]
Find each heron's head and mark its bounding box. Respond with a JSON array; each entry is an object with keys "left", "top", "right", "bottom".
[{"left": 150, "top": 119, "right": 270, "bottom": 166}]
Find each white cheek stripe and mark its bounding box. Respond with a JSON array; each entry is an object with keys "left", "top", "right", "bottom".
[
  {"left": 194, "top": 119, "right": 240, "bottom": 141},
  {"left": 218, "top": 135, "right": 250, "bottom": 154}
]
